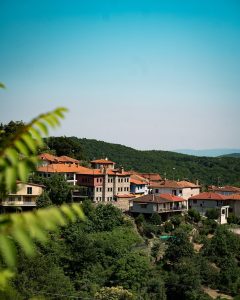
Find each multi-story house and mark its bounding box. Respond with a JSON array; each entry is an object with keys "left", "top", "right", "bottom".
[
  {"left": 37, "top": 163, "right": 90, "bottom": 186},
  {"left": 0, "top": 181, "right": 44, "bottom": 211},
  {"left": 130, "top": 174, "right": 149, "bottom": 195},
  {"left": 151, "top": 180, "right": 200, "bottom": 201},
  {"left": 90, "top": 158, "right": 116, "bottom": 169},
  {"left": 130, "top": 193, "right": 187, "bottom": 218},
  {"left": 76, "top": 166, "right": 131, "bottom": 202},
  {"left": 38, "top": 153, "right": 79, "bottom": 167},
  {"left": 188, "top": 192, "right": 229, "bottom": 224},
  {"left": 208, "top": 185, "right": 240, "bottom": 196}
]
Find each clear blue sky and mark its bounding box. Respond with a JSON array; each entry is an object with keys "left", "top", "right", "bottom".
[{"left": 0, "top": 0, "right": 239, "bottom": 150}]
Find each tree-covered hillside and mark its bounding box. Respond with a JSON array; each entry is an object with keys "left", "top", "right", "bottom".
[{"left": 45, "top": 137, "right": 240, "bottom": 187}]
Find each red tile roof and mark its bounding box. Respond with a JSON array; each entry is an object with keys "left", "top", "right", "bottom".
[
  {"left": 209, "top": 185, "right": 240, "bottom": 193},
  {"left": 140, "top": 173, "right": 162, "bottom": 181},
  {"left": 37, "top": 164, "right": 91, "bottom": 174},
  {"left": 189, "top": 192, "right": 227, "bottom": 201},
  {"left": 38, "top": 153, "right": 58, "bottom": 162},
  {"left": 225, "top": 193, "right": 240, "bottom": 201},
  {"left": 91, "top": 158, "right": 116, "bottom": 164},
  {"left": 130, "top": 174, "right": 148, "bottom": 185},
  {"left": 58, "top": 156, "right": 79, "bottom": 163},
  {"left": 116, "top": 194, "right": 136, "bottom": 198},
  {"left": 133, "top": 193, "right": 185, "bottom": 204},
  {"left": 150, "top": 180, "right": 200, "bottom": 189}
]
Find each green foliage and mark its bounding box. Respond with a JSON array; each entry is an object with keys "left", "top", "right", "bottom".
[
  {"left": 202, "top": 226, "right": 240, "bottom": 263},
  {"left": 150, "top": 212, "right": 162, "bottom": 225},
  {"left": 188, "top": 209, "right": 201, "bottom": 223},
  {"left": 45, "top": 137, "right": 240, "bottom": 186},
  {"left": 0, "top": 108, "right": 68, "bottom": 192},
  {"left": 111, "top": 252, "right": 151, "bottom": 291},
  {"left": 164, "top": 221, "right": 174, "bottom": 233},
  {"left": 227, "top": 213, "right": 240, "bottom": 224},
  {"left": 205, "top": 208, "right": 219, "bottom": 220},
  {"left": 40, "top": 173, "right": 72, "bottom": 205},
  {"left": 36, "top": 191, "right": 52, "bottom": 208},
  {"left": 165, "top": 228, "right": 194, "bottom": 262},
  {"left": 94, "top": 286, "right": 135, "bottom": 300}
]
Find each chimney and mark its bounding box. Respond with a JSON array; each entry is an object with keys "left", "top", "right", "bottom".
[
  {"left": 196, "top": 179, "right": 199, "bottom": 186},
  {"left": 120, "top": 167, "right": 124, "bottom": 174}
]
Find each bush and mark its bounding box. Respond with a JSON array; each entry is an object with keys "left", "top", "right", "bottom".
[
  {"left": 205, "top": 208, "right": 219, "bottom": 220},
  {"left": 188, "top": 209, "right": 201, "bottom": 223}
]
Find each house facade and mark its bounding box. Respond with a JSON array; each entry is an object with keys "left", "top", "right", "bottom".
[
  {"left": 130, "top": 174, "right": 149, "bottom": 195},
  {"left": 188, "top": 192, "right": 229, "bottom": 224},
  {"left": 77, "top": 167, "right": 131, "bottom": 202},
  {"left": 130, "top": 193, "right": 187, "bottom": 216},
  {"left": 208, "top": 185, "right": 240, "bottom": 196},
  {"left": 150, "top": 180, "right": 200, "bottom": 202},
  {"left": 0, "top": 182, "right": 44, "bottom": 211}
]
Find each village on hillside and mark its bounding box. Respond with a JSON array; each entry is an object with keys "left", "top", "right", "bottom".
[{"left": 1, "top": 152, "right": 240, "bottom": 225}]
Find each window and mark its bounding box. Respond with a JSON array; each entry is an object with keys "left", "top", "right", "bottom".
[
  {"left": 27, "top": 187, "right": 32, "bottom": 195},
  {"left": 155, "top": 189, "right": 159, "bottom": 194},
  {"left": 140, "top": 204, "right": 147, "bottom": 208},
  {"left": 172, "top": 190, "right": 177, "bottom": 196},
  {"left": 193, "top": 200, "right": 197, "bottom": 204}
]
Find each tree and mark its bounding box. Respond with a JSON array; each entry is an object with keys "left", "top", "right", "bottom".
[
  {"left": 36, "top": 191, "right": 52, "bottom": 208},
  {"left": 188, "top": 209, "right": 201, "bottom": 223},
  {"left": 94, "top": 286, "right": 135, "bottom": 300},
  {"left": 41, "top": 174, "right": 72, "bottom": 205},
  {"left": 205, "top": 208, "right": 219, "bottom": 220},
  {"left": 150, "top": 212, "right": 162, "bottom": 225},
  {"left": 165, "top": 228, "right": 194, "bottom": 262}
]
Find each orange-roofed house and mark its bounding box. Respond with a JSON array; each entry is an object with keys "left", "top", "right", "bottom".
[
  {"left": 209, "top": 185, "right": 240, "bottom": 196},
  {"left": 130, "top": 193, "right": 187, "bottom": 217},
  {"left": 189, "top": 192, "right": 229, "bottom": 224},
  {"left": 225, "top": 194, "right": 240, "bottom": 217},
  {"left": 38, "top": 153, "right": 59, "bottom": 166},
  {"left": 76, "top": 166, "right": 131, "bottom": 202},
  {"left": 130, "top": 174, "right": 149, "bottom": 195},
  {"left": 91, "top": 158, "right": 116, "bottom": 170},
  {"left": 151, "top": 179, "right": 200, "bottom": 201},
  {"left": 37, "top": 163, "right": 92, "bottom": 186}
]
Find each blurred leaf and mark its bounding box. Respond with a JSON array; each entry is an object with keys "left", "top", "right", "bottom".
[{"left": 0, "top": 235, "right": 16, "bottom": 267}]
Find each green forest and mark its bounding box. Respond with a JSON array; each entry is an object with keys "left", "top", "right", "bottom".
[
  {"left": 45, "top": 136, "right": 240, "bottom": 187},
  {"left": 2, "top": 198, "right": 240, "bottom": 300}
]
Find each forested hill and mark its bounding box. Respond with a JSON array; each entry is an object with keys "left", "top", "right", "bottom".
[{"left": 45, "top": 137, "right": 240, "bottom": 187}]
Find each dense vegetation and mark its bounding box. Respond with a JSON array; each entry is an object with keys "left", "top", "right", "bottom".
[
  {"left": 45, "top": 136, "right": 240, "bottom": 186},
  {"left": 1, "top": 199, "right": 240, "bottom": 299}
]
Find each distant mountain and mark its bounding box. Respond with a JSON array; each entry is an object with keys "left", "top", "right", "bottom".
[
  {"left": 45, "top": 137, "right": 240, "bottom": 187},
  {"left": 175, "top": 149, "right": 240, "bottom": 157},
  {"left": 220, "top": 153, "right": 240, "bottom": 158}
]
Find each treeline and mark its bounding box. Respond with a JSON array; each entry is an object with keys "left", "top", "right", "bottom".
[{"left": 45, "top": 136, "right": 240, "bottom": 186}]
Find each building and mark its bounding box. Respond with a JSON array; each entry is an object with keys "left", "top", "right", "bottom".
[
  {"left": 225, "top": 194, "right": 240, "bottom": 217},
  {"left": 150, "top": 180, "right": 200, "bottom": 202},
  {"left": 38, "top": 153, "right": 79, "bottom": 166},
  {"left": 130, "top": 174, "right": 149, "bottom": 195},
  {"left": 188, "top": 192, "right": 229, "bottom": 224},
  {"left": 0, "top": 181, "right": 44, "bottom": 211},
  {"left": 209, "top": 185, "right": 240, "bottom": 196},
  {"left": 130, "top": 193, "right": 187, "bottom": 217},
  {"left": 76, "top": 166, "right": 131, "bottom": 202},
  {"left": 90, "top": 158, "right": 116, "bottom": 170},
  {"left": 37, "top": 163, "right": 91, "bottom": 186}
]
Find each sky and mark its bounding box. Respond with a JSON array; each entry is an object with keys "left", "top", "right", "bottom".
[{"left": 0, "top": 0, "right": 240, "bottom": 151}]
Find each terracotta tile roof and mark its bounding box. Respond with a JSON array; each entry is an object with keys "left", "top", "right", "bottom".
[
  {"left": 58, "top": 156, "right": 79, "bottom": 163},
  {"left": 38, "top": 153, "right": 59, "bottom": 162},
  {"left": 140, "top": 173, "right": 162, "bottom": 181},
  {"left": 91, "top": 158, "right": 116, "bottom": 164},
  {"left": 209, "top": 185, "right": 240, "bottom": 193},
  {"left": 130, "top": 174, "right": 149, "bottom": 185},
  {"left": 37, "top": 164, "right": 92, "bottom": 174},
  {"left": 116, "top": 194, "right": 136, "bottom": 198},
  {"left": 189, "top": 192, "right": 227, "bottom": 201},
  {"left": 150, "top": 180, "right": 200, "bottom": 189},
  {"left": 225, "top": 193, "right": 240, "bottom": 200},
  {"left": 133, "top": 193, "right": 185, "bottom": 204}
]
